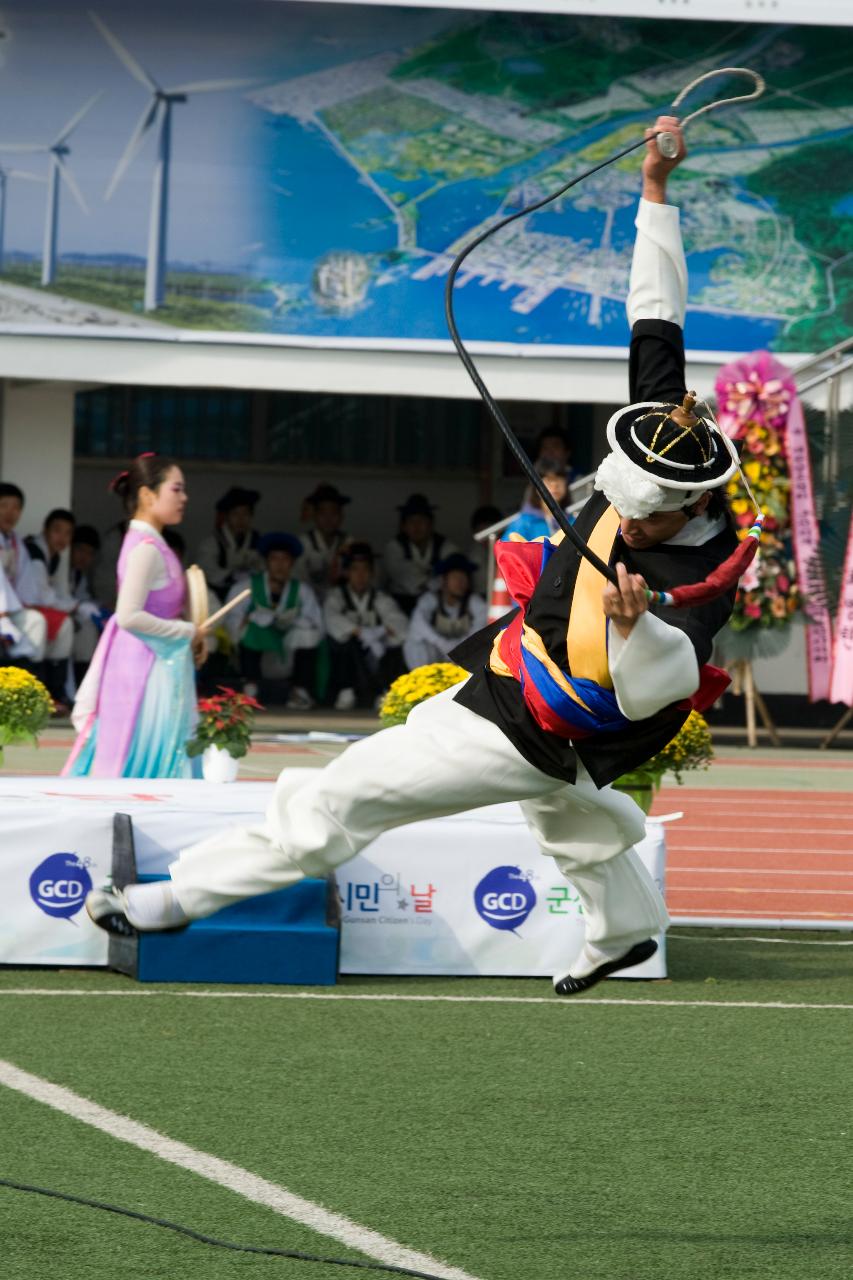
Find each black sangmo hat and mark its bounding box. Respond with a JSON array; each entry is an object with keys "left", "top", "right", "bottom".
[
  {"left": 398, "top": 493, "right": 436, "bottom": 519},
  {"left": 342, "top": 540, "right": 374, "bottom": 567},
  {"left": 307, "top": 483, "right": 351, "bottom": 507},
  {"left": 216, "top": 486, "right": 260, "bottom": 513},
  {"left": 436, "top": 552, "right": 478, "bottom": 577},
  {"left": 597, "top": 393, "right": 738, "bottom": 518}
]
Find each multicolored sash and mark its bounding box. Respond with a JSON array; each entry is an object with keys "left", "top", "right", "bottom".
[
  {"left": 489, "top": 507, "right": 730, "bottom": 739},
  {"left": 489, "top": 511, "right": 630, "bottom": 740}
]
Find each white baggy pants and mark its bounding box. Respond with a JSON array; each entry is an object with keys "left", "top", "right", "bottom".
[{"left": 171, "top": 683, "right": 669, "bottom": 954}]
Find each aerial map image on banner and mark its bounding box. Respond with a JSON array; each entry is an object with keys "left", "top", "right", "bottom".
[{"left": 0, "top": 2, "right": 850, "bottom": 351}]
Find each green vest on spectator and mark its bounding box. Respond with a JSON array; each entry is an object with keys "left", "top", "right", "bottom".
[{"left": 241, "top": 573, "right": 300, "bottom": 656}]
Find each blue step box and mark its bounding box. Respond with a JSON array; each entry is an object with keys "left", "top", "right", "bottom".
[{"left": 107, "top": 813, "right": 340, "bottom": 985}]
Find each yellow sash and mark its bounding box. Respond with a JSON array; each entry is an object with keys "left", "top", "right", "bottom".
[{"left": 565, "top": 505, "right": 620, "bottom": 689}]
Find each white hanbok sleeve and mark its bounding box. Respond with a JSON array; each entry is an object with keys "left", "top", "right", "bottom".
[
  {"left": 626, "top": 198, "right": 687, "bottom": 329},
  {"left": 0, "top": 561, "right": 23, "bottom": 614},
  {"left": 115, "top": 541, "right": 194, "bottom": 641},
  {"left": 288, "top": 582, "right": 323, "bottom": 649},
  {"left": 608, "top": 611, "right": 699, "bottom": 721},
  {"left": 407, "top": 593, "right": 441, "bottom": 645},
  {"left": 324, "top": 588, "right": 357, "bottom": 643},
  {"left": 27, "top": 554, "right": 76, "bottom": 611},
  {"left": 376, "top": 591, "right": 408, "bottom": 645},
  {"left": 23, "top": 556, "right": 51, "bottom": 606},
  {"left": 13, "top": 540, "right": 40, "bottom": 607}
]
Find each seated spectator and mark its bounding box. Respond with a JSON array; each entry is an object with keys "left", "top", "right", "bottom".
[
  {"left": 502, "top": 460, "right": 570, "bottom": 542},
  {"left": 467, "top": 503, "right": 503, "bottom": 596},
  {"left": 27, "top": 509, "right": 88, "bottom": 704},
  {"left": 298, "top": 483, "right": 351, "bottom": 599},
  {"left": 25, "top": 508, "right": 75, "bottom": 605},
  {"left": 68, "top": 525, "right": 106, "bottom": 685},
  {"left": 225, "top": 532, "right": 323, "bottom": 710},
  {"left": 324, "top": 542, "right": 407, "bottom": 711},
  {"left": 534, "top": 425, "right": 581, "bottom": 487},
  {"left": 0, "top": 485, "right": 73, "bottom": 706},
  {"left": 403, "top": 553, "right": 486, "bottom": 671},
  {"left": 196, "top": 487, "right": 263, "bottom": 602},
  {"left": 383, "top": 493, "right": 457, "bottom": 616}
]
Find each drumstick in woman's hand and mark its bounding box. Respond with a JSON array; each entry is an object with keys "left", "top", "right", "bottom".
[{"left": 200, "top": 588, "right": 251, "bottom": 632}]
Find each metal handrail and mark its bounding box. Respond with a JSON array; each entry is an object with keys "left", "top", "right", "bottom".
[
  {"left": 795, "top": 352, "right": 853, "bottom": 397},
  {"left": 791, "top": 335, "right": 853, "bottom": 386}
]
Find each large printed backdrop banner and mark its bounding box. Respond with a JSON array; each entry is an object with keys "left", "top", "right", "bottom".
[{"left": 0, "top": 4, "right": 849, "bottom": 352}]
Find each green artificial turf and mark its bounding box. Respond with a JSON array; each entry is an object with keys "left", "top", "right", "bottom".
[{"left": 1, "top": 933, "right": 852, "bottom": 1280}]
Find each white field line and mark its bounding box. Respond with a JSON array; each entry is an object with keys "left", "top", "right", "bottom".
[
  {"left": 0, "top": 1060, "right": 482, "bottom": 1280},
  {"left": 0, "top": 990, "right": 850, "bottom": 1010},
  {"left": 670, "top": 867, "right": 853, "bottom": 876},
  {"left": 668, "top": 933, "right": 853, "bottom": 946}
]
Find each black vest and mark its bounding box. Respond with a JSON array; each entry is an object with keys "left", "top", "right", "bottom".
[{"left": 452, "top": 490, "right": 738, "bottom": 787}]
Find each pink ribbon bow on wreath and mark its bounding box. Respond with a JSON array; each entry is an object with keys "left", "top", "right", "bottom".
[{"left": 715, "top": 351, "right": 796, "bottom": 438}]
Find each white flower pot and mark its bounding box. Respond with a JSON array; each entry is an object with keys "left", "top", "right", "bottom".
[{"left": 201, "top": 744, "right": 240, "bottom": 783}]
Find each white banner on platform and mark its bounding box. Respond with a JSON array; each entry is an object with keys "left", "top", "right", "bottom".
[
  {"left": 0, "top": 779, "right": 276, "bottom": 966},
  {"left": 0, "top": 781, "right": 666, "bottom": 979},
  {"left": 338, "top": 805, "right": 667, "bottom": 979}
]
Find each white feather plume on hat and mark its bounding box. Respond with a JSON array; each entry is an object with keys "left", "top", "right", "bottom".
[{"left": 594, "top": 451, "right": 707, "bottom": 519}]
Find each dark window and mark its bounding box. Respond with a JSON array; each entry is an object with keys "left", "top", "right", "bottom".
[
  {"left": 267, "top": 393, "right": 482, "bottom": 471},
  {"left": 75, "top": 388, "right": 251, "bottom": 460}
]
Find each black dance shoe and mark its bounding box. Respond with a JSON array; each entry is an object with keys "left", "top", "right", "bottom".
[{"left": 553, "top": 938, "right": 658, "bottom": 996}]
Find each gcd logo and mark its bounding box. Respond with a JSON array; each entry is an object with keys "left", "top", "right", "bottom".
[
  {"left": 474, "top": 866, "right": 536, "bottom": 933},
  {"left": 29, "top": 853, "right": 93, "bottom": 920}
]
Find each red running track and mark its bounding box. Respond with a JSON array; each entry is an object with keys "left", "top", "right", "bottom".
[{"left": 652, "top": 787, "right": 853, "bottom": 927}]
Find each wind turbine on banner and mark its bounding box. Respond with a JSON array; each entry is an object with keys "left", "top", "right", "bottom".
[
  {"left": 90, "top": 9, "right": 257, "bottom": 312},
  {"left": 0, "top": 165, "right": 45, "bottom": 274},
  {"left": 0, "top": 95, "right": 100, "bottom": 285}
]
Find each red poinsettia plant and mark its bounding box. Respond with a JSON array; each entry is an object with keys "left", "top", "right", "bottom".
[{"left": 186, "top": 686, "right": 263, "bottom": 761}]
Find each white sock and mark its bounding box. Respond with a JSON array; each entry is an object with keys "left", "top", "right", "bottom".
[{"left": 122, "top": 881, "right": 189, "bottom": 931}]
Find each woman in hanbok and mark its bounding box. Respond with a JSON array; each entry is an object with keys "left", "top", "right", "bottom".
[{"left": 63, "top": 455, "right": 205, "bottom": 778}]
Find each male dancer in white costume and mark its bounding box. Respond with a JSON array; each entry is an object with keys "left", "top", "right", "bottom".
[{"left": 88, "top": 118, "right": 740, "bottom": 994}]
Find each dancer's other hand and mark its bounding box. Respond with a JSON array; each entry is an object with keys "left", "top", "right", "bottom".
[{"left": 602, "top": 562, "right": 648, "bottom": 638}]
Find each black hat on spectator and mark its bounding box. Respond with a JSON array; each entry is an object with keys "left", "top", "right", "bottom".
[
  {"left": 398, "top": 493, "right": 436, "bottom": 519},
  {"left": 216, "top": 486, "right": 260, "bottom": 513},
  {"left": 436, "top": 552, "right": 478, "bottom": 577},
  {"left": 308, "top": 483, "right": 350, "bottom": 507},
  {"left": 342, "top": 541, "right": 374, "bottom": 568},
  {"left": 72, "top": 525, "right": 101, "bottom": 550},
  {"left": 259, "top": 532, "right": 303, "bottom": 560}
]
